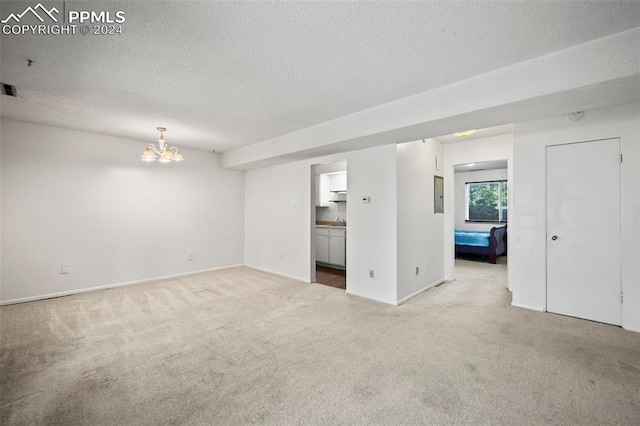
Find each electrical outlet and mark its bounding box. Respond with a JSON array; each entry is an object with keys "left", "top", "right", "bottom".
[
  {"left": 425, "top": 262, "right": 429, "bottom": 271},
  {"left": 188, "top": 252, "right": 194, "bottom": 261},
  {"left": 369, "top": 270, "right": 374, "bottom": 278},
  {"left": 60, "top": 264, "right": 70, "bottom": 274},
  {"left": 280, "top": 253, "right": 284, "bottom": 261}
]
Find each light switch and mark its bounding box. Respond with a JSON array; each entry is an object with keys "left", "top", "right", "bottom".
[
  {"left": 61, "top": 264, "right": 70, "bottom": 274},
  {"left": 361, "top": 196, "right": 370, "bottom": 203}
]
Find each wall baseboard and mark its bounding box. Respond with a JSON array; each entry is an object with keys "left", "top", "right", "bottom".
[
  {"left": 397, "top": 278, "right": 447, "bottom": 306},
  {"left": 244, "top": 264, "right": 308, "bottom": 283},
  {"left": 0, "top": 264, "right": 244, "bottom": 306},
  {"left": 511, "top": 302, "right": 639, "bottom": 332},
  {"left": 510, "top": 302, "right": 545, "bottom": 312},
  {"left": 345, "top": 289, "right": 395, "bottom": 306}
]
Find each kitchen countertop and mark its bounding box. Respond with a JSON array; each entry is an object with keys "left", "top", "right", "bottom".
[{"left": 316, "top": 221, "right": 346, "bottom": 228}]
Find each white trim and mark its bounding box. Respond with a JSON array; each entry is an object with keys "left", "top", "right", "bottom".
[
  {"left": 510, "top": 302, "right": 545, "bottom": 312},
  {"left": 622, "top": 323, "right": 640, "bottom": 333},
  {"left": 345, "top": 289, "right": 396, "bottom": 306},
  {"left": 0, "top": 264, "right": 244, "bottom": 306},
  {"left": 397, "top": 278, "right": 447, "bottom": 306},
  {"left": 244, "top": 264, "right": 308, "bottom": 283},
  {"left": 512, "top": 303, "right": 638, "bottom": 331}
]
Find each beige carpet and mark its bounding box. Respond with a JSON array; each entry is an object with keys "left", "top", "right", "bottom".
[{"left": 2, "top": 261, "right": 639, "bottom": 425}]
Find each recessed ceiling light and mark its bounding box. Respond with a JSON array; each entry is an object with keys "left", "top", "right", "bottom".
[
  {"left": 467, "top": 163, "right": 475, "bottom": 167},
  {"left": 454, "top": 130, "right": 476, "bottom": 137}
]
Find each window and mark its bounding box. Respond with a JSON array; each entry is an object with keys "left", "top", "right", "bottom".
[{"left": 465, "top": 180, "right": 507, "bottom": 223}]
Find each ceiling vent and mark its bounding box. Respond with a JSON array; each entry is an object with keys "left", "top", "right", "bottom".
[{"left": 1, "top": 83, "right": 17, "bottom": 97}]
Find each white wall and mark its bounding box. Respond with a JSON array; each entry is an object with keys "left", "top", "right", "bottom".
[
  {"left": 315, "top": 161, "right": 347, "bottom": 175},
  {"left": 443, "top": 134, "right": 513, "bottom": 282},
  {"left": 245, "top": 139, "right": 448, "bottom": 306},
  {"left": 316, "top": 201, "right": 347, "bottom": 222},
  {"left": 454, "top": 168, "right": 508, "bottom": 231},
  {"left": 0, "top": 119, "right": 244, "bottom": 304},
  {"left": 244, "top": 144, "right": 398, "bottom": 305},
  {"left": 511, "top": 102, "right": 640, "bottom": 332},
  {"left": 396, "top": 139, "right": 445, "bottom": 303},
  {"left": 0, "top": 119, "right": 3, "bottom": 295},
  {"left": 244, "top": 160, "right": 312, "bottom": 281},
  {"left": 347, "top": 145, "right": 397, "bottom": 304}
]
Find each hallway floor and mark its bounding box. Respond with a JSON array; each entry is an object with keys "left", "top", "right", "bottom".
[{"left": 315, "top": 265, "right": 346, "bottom": 290}]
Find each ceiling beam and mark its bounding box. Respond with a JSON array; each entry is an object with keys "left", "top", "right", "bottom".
[{"left": 221, "top": 28, "right": 640, "bottom": 170}]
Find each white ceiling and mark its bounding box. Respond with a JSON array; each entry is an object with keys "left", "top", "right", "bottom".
[{"left": 1, "top": 1, "right": 639, "bottom": 154}]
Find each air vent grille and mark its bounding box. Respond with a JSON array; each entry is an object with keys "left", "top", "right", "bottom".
[{"left": 1, "top": 83, "right": 17, "bottom": 97}]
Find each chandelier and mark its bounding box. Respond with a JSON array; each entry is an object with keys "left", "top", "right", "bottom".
[{"left": 141, "top": 127, "right": 184, "bottom": 163}]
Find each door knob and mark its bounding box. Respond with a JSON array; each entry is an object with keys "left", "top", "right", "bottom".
[{"left": 551, "top": 235, "right": 558, "bottom": 241}]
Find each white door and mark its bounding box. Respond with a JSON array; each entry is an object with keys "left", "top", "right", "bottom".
[{"left": 546, "top": 138, "right": 621, "bottom": 325}]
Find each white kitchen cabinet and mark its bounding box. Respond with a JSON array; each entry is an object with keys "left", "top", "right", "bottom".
[
  {"left": 315, "top": 174, "right": 330, "bottom": 207},
  {"left": 329, "top": 232, "right": 346, "bottom": 266},
  {"left": 329, "top": 172, "right": 347, "bottom": 192},
  {"left": 315, "top": 227, "right": 346, "bottom": 267},
  {"left": 315, "top": 228, "right": 330, "bottom": 263}
]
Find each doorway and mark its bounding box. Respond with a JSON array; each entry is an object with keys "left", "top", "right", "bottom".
[
  {"left": 452, "top": 160, "right": 509, "bottom": 267},
  {"left": 311, "top": 161, "right": 347, "bottom": 290},
  {"left": 546, "top": 138, "right": 621, "bottom": 325}
]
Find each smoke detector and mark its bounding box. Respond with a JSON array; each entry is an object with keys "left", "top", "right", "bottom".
[{"left": 568, "top": 111, "right": 583, "bottom": 122}]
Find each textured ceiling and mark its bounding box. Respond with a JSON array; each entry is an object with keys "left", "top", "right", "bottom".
[{"left": 1, "top": 1, "right": 639, "bottom": 153}]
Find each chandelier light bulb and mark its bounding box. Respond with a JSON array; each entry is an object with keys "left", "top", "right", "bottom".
[
  {"left": 173, "top": 150, "right": 184, "bottom": 162},
  {"left": 141, "top": 147, "right": 157, "bottom": 162},
  {"left": 159, "top": 148, "right": 174, "bottom": 163}
]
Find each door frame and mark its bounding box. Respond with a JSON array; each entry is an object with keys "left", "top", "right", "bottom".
[{"left": 310, "top": 161, "right": 348, "bottom": 287}]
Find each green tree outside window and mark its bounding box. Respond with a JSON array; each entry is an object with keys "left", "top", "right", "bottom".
[{"left": 466, "top": 181, "right": 507, "bottom": 222}]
